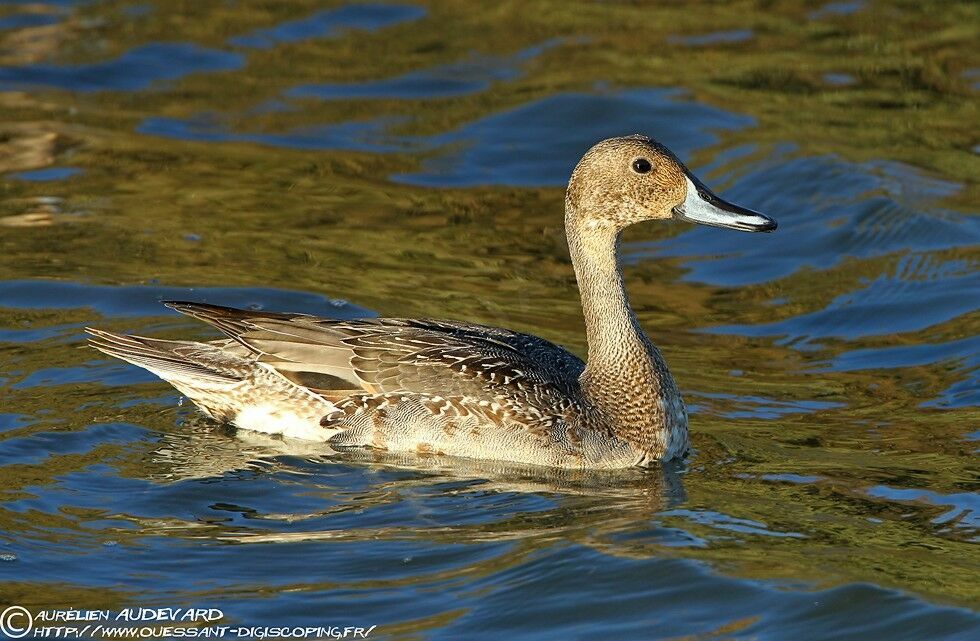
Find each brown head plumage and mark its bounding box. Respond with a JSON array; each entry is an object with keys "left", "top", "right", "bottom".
[
  {"left": 565, "top": 134, "right": 776, "bottom": 233},
  {"left": 565, "top": 135, "right": 688, "bottom": 228}
]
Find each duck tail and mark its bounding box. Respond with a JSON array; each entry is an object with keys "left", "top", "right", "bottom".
[{"left": 85, "top": 328, "right": 243, "bottom": 386}]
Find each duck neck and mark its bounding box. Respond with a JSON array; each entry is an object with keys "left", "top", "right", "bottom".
[
  {"left": 565, "top": 210, "right": 686, "bottom": 460},
  {"left": 566, "top": 218, "right": 646, "bottom": 372}
]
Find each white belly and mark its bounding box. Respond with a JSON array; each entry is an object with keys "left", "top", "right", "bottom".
[{"left": 234, "top": 403, "right": 339, "bottom": 441}]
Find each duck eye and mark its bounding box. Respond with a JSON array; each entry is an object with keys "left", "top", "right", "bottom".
[{"left": 631, "top": 158, "right": 652, "bottom": 174}]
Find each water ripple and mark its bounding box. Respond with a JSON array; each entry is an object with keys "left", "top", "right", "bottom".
[
  {"left": 0, "top": 280, "right": 372, "bottom": 318},
  {"left": 286, "top": 39, "right": 562, "bottom": 101},
  {"left": 228, "top": 3, "right": 426, "bottom": 49},
  {"left": 706, "top": 256, "right": 979, "bottom": 344},
  {"left": 394, "top": 88, "right": 753, "bottom": 187},
  {"left": 0, "top": 43, "right": 243, "bottom": 92},
  {"left": 637, "top": 155, "right": 977, "bottom": 287}
]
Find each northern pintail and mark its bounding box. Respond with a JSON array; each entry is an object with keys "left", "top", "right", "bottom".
[{"left": 88, "top": 135, "right": 776, "bottom": 469}]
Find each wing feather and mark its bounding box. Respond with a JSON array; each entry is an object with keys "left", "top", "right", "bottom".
[{"left": 163, "top": 302, "right": 585, "bottom": 413}]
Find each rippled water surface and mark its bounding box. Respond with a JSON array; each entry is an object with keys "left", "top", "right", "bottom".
[{"left": 1, "top": 1, "right": 978, "bottom": 639}]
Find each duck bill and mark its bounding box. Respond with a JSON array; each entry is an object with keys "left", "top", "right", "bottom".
[{"left": 672, "top": 174, "right": 777, "bottom": 232}]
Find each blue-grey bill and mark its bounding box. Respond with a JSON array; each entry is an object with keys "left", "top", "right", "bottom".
[{"left": 672, "top": 175, "right": 777, "bottom": 232}]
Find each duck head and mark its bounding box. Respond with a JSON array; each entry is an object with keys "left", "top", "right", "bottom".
[{"left": 565, "top": 134, "right": 776, "bottom": 232}]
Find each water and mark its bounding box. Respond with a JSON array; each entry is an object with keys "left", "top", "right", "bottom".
[{"left": 1, "top": 1, "right": 978, "bottom": 639}]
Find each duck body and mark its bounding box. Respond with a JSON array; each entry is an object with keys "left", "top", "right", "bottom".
[
  {"left": 89, "top": 309, "right": 686, "bottom": 469},
  {"left": 89, "top": 135, "right": 775, "bottom": 469}
]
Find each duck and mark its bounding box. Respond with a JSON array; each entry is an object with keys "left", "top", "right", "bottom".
[{"left": 88, "top": 135, "right": 776, "bottom": 469}]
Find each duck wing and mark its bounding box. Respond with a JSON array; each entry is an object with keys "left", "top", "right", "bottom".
[{"left": 164, "top": 301, "right": 585, "bottom": 407}]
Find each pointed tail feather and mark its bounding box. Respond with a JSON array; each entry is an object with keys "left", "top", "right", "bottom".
[{"left": 86, "top": 328, "right": 242, "bottom": 385}]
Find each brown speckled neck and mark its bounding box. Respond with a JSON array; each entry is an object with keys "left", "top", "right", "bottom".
[
  {"left": 565, "top": 204, "right": 687, "bottom": 460},
  {"left": 565, "top": 217, "right": 638, "bottom": 369}
]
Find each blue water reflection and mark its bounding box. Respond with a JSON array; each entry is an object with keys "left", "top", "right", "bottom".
[
  {"left": 138, "top": 114, "right": 419, "bottom": 152},
  {"left": 287, "top": 40, "right": 562, "bottom": 101},
  {"left": 0, "top": 12, "right": 60, "bottom": 30},
  {"left": 668, "top": 30, "right": 754, "bottom": 46},
  {"left": 138, "top": 88, "right": 749, "bottom": 181},
  {"left": 635, "top": 155, "right": 976, "bottom": 286},
  {"left": 228, "top": 3, "right": 425, "bottom": 49},
  {"left": 8, "top": 166, "right": 81, "bottom": 181},
  {"left": 0, "top": 43, "right": 242, "bottom": 92},
  {"left": 394, "top": 88, "right": 752, "bottom": 187},
  {"left": 0, "top": 280, "right": 373, "bottom": 319}
]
